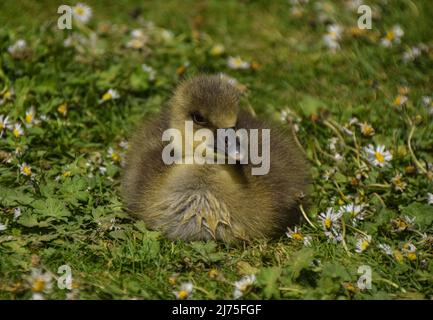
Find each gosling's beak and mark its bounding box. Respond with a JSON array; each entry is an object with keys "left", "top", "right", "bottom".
[{"left": 215, "top": 127, "right": 245, "bottom": 162}]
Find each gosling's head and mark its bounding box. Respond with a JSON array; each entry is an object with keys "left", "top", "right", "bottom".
[{"left": 168, "top": 74, "right": 243, "bottom": 161}]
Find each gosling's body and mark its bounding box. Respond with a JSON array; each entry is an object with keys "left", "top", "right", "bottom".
[{"left": 122, "top": 75, "right": 310, "bottom": 242}]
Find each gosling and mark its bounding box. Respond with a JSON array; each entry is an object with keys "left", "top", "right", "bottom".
[{"left": 121, "top": 74, "right": 310, "bottom": 242}]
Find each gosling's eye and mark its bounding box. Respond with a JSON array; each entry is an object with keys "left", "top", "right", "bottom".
[{"left": 192, "top": 112, "right": 208, "bottom": 125}]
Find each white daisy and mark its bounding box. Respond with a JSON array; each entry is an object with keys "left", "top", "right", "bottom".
[
  {"left": 391, "top": 173, "right": 407, "bottom": 192},
  {"left": 393, "top": 95, "right": 408, "bottom": 107},
  {"left": 403, "top": 46, "right": 421, "bottom": 63},
  {"left": 286, "top": 226, "right": 312, "bottom": 246},
  {"left": 339, "top": 204, "right": 365, "bottom": 225},
  {"left": 318, "top": 207, "right": 342, "bottom": 232},
  {"left": 72, "top": 3, "right": 92, "bottom": 24},
  {"left": 323, "top": 24, "right": 343, "bottom": 50},
  {"left": 141, "top": 64, "right": 156, "bottom": 81},
  {"left": 364, "top": 144, "right": 392, "bottom": 167},
  {"left": 173, "top": 282, "right": 193, "bottom": 300},
  {"left": 381, "top": 25, "right": 404, "bottom": 47},
  {"left": 0, "top": 222, "right": 7, "bottom": 231},
  {"left": 27, "top": 268, "right": 53, "bottom": 298},
  {"left": 227, "top": 56, "right": 250, "bottom": 70},
  {"left": 377, "top": 243, "right": 393, "bottom": 256},
  {"left": 233, "top": 274, "right": 256, "bottom": 299},
  {"left": 355, "top": 234, "right": 371, "bottom": 253},
  {"left": 19, "top": 163, "right": 32, "bottom": 176},
  {"left": 12, "top": 122, "right": 24, "bottom": 138},
  {"left": 25, "top": 106, "right": 38, "bottom": 127},
  {"left": 428, "top": 193, "right": 433, "bottom": 205},
  {"left": 100, "top": 89, "right": 119, "bottom": 102},
  {"left": 0, "top": 115, "right": 11, "bottom": 137},
  {"left": 14, "top": 208, "right": 22, "bottom": 221},
  {"left": 359, "top": 122, "right": 375, "bottom": 137},
  {"left": 8, "top": 39, "right": 27, "bottom": 56},
  {"left": 107, "top": 147, "right": 122, "bottom": 163}
]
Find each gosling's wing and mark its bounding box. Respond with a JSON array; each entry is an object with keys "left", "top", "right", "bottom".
[
  {"left": 236, "top": 109, "right": 311, "bottom": 226},
  {"left": 121, "top": 109, "right": 169, "bottom": 212}
]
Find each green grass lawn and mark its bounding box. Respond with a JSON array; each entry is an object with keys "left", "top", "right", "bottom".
[{"left": 0, "top": 0, "right": 432, "bottom": 299}]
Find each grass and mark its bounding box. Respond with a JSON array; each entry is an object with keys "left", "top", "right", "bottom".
[{"left": 0, "top": 0, "right": 432, "bottom": 300}]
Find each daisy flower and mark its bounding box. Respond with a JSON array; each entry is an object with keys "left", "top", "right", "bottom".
[
  {"left": 391, "top": 215, "right": 415, "bottom": 232},
  {"left": 19, "top": 163, "right": 32, "bottom": 177},
  {"left": 355, "top": 234, "right": 371, "bottom": 253},
  {"left": 101, "top": 89, "right": 120, "bottom": 102},
  {"left": 0, "top": 87, "right": 15, "bottom": 105},
  {"left": 8, "top": 39, "right": 27, "bottom": 58},
  {"left": 173, "top": 282, "right": 193, "bottom": 300},
  {"left": 318, "top": 207, "right": 342, "bottom": 232},
  {"left": 0, "top": 115, "right": 11, "bottom": 137},
  {"left": 160, "top": 29, "right": 174, "bottom": 42},
  {"left": 14, "top": 207, "right": 22, "bottom": 221},
  {"left": 57, "top": 103, "right": 68, "bottom": 117},
  {"left": 0, "top": 222, "right": 7, "bottom": 231},
  {"left": 286, "top": 226, "right": 312, "bottom": 246},
  {"left": 130, "top": 29, "right": 145, "bottom": 39},
  {"left": 233, "top": 274, "right": 256, "bottom": 299},
  {"left": 338, "top": 204, "right": 366, "bottom": 225},
  {"left": 381, "top": 25, "right": 404, "bottom": 47},
  {"left": 119, "top": 140, "right": 129, "bottom": 150},
  {"left": 227, "top": 56, "right": 250, "bottom": 70},
  {"left": 107, "top": 147, "right": 122, "bottom": 163},
  {"left": 72, "top": 3, "right": 92, "bottom": 24},
  {"left": 402, "top": 243, "right": 417, "bottom": 261},
  {"left": 25, "top": 106, "right": 38, "bottom": 127},
  {"left": 359, "top": 122, "right": 375, "bottom": 137},
  {"left": 141, "top": 64, "right": 156, "bottom": 81},
  {"left": 364, "top": 144, "right": 392, "bottom": 167},
  {"left": 403, "top": 46, "right": 421, "bottom": 63},
  {"left": 377, "top": 243, "right": 393, "bottom": 256},
  {"left": 323, "top": 24, "right": 343, "bottom": 50},
  {"left": 393, "top": 95, "right": 408, "bottom": 107},
  {"left": 210, "top": 44, "right": 225, "bottom": 56},
  {"left": 12, "top": 123, "right": 24, "bottom": 138},
  {"left": 428, "top": 193, "right": 433, "bottom": 205},
  {"left": 391, "top": 173, "right": 407, "bottom": 192},
  {"left": 26, "top": 268, "right": 53, "bottom": 300}
]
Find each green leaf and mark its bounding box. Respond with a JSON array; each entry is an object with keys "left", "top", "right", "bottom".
[
  {"left": 400, "top": 202, "right": 433, "bottom": 228},
  {"left": 289, "top": 247, "right": 315, "bottom": 279},
  {"left": 257, "top": 267, "right": 281, "bottom": 299},
  {"left": 31, "top": 198, "right": 71, "bottom": 220}
]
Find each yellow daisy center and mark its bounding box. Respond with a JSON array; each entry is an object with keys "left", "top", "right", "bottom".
[
  {"left": 32, "top": 279, "right": 45, "bottom": 292},
  {"left": 22, "top": 166, "right": 32, "bottom": 176},
  {"left": 375, "top": 151, "right": 385, "bottom": 163},
  {"left": 177, "top": 290, "right": 188, "bottom": 300},
  {"left": 13, "top": 128, "right": 21, "bottom": 137},
  {"left": 25, "top": 113, "right": 33, "bottom": 123},
  {"left": 292, "top": 233, "right": 303, "bottom": 241},
  {"left": 385, "top": 31, "right": 395, "bottom": 41},
  {"left": 324, "top": 218, "right": 332, "bottom": 229},
  {"left": 407, "top": 252, "right": 416, "bottom": 261},
  {"left": 111, "top": 152, "right": 120, "bottom": 162},
  {"left": 0, "top": 123, "right": 4, "bottom": 130},
  {"left": 102, "top": 92, "right": 112, "bottom": 101},
  {"left": 74, "top": 7, "right": 85, "bottom": 16},
  {"left": 63, "top": 171, "right": 72, "bottom": 177},
  {"left": 58, "top": 104, "right": 67, "bottom": 116},
  {"left": 360, "top": 240, "right": 369, "bottom": 251}
]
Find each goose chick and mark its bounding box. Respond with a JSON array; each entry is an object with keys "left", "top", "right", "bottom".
[{"left": 121, "top": 74, "right": 310, "bottom": 242}]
